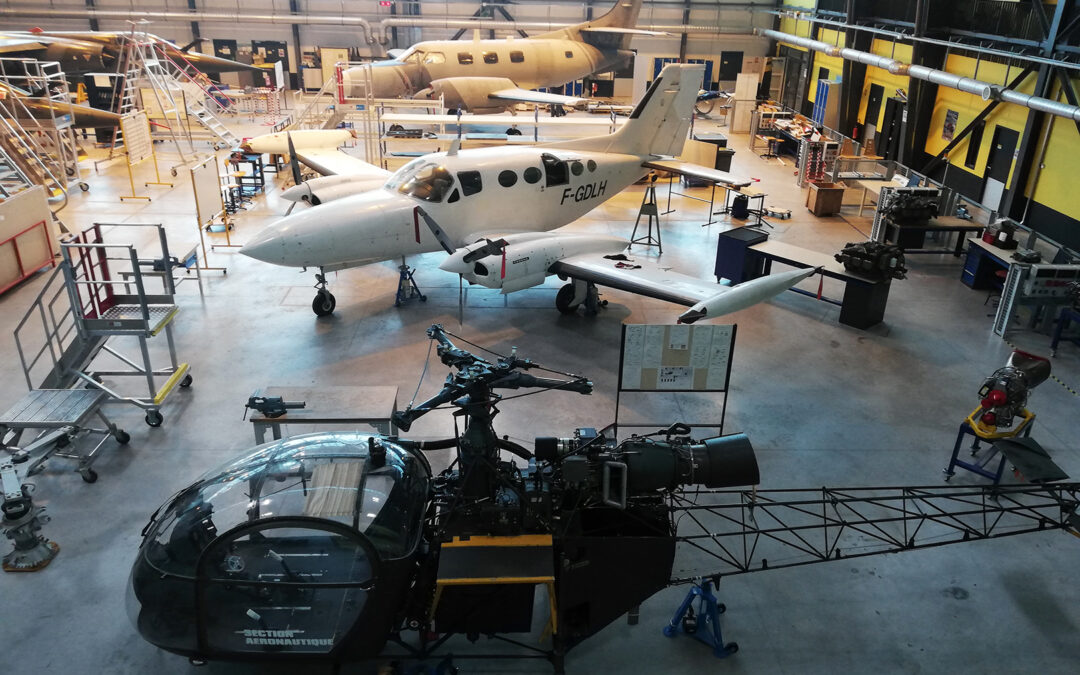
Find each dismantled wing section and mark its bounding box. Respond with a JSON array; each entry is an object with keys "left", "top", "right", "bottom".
[
  {"left": 551, "top": 254, "right": 817, "bottom": 323},
  {"left": 642, "top": 159, "right": 754, "bottom": 190},
  {"left": 293, "top": 147, "right": 390, "bottom": 178},
  {"left": 488, "top": 88, "right": 589, "bottom": 109}
]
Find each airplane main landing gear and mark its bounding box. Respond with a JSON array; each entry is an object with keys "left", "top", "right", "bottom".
[
  {"left": 555, "top": 279, "right": 607, "bottom": 315},
  {"left": 312, "top": 269, "right": 336, "bottom": 317}
]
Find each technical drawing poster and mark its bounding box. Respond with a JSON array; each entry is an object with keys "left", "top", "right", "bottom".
[{"left": 619, "top": 324, "right": 736, "bottom": 392}]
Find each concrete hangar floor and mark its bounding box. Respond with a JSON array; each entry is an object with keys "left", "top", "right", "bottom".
[{"left": 0, "top": 109, "right": 1078, "bottom": 675}]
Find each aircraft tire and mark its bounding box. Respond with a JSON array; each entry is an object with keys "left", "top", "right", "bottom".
[
  {"left": 555, "top": 284, "right": 579, "bottom": 314},
  {"left": 312, "top": 290, "right": 337, "bottom": 316}
]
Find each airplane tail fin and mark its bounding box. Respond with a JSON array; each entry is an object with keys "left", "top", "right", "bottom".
[
  {"left": 550, "top": 64, "right": 701, "bottom": 157},
  {"left": 539, "top": 0, "right": 643, "bottom": 50},
  {"left": 590, "top": 0, "right": 643, "bottom": 31}
]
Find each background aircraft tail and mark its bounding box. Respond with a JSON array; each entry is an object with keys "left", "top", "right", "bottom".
[
  {"left": 547, "top": 63, "right": 702, "bottom": 157},
  {"left": 540, "top": 0, "right": 643, "bottom": 51}
]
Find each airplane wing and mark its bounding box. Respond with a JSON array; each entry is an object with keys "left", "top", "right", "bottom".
[
  {"left": 643, "top": 159, "right": 754, "bottom": 189},
  {"left": 0, "top": 37, "right": 47, "bottom": 54},
  {"left": 295, "top": 148, "right": 391, "bottom": 179},
  {"left": 488, "top": 88, "right": 589, "bottom": 109},
  {"left": 550, "top": 251, "right": 817, "bottom": 323}
]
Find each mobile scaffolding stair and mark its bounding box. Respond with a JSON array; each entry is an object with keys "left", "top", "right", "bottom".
[
  {"left": 0, "top": 99, "right": 72, "bottom": 214},
  {"left": 11, "top": 223, "right": 191, "bottom": 456}
]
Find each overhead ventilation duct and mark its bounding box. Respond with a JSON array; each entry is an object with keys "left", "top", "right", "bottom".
[{"left": 758, "top": 28, "right": 1080, "bottom": 123}]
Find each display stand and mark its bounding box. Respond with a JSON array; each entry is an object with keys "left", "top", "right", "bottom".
[
  {"left": 615, "top": 324, "right": 736, "bottom": 439},
  {"left": 119, "top": 111, "right": 172, "bottom": 201},
  {"left": 189, "top": 156, "right": 233, "bottom": 269}
]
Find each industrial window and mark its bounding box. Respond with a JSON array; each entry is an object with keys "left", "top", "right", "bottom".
[
  {"left": 510, "top": 51, "right": 524, "bottom": 63},
  {"left": 423, "top": 52, "right": 445, "bottom": 65},
  {"left": 458, "top": 52, "right": 473, "bottom": 65},
  {"left": 523, "top": 167, "right": 542, "bottom": 184},
  {"left": 570, "top": 161, "right": 584, "bottom": 176},
  {"left": 542, "top": 153, "right": 569, "bottom": 187},
  {"left": 565, "top": 50, "right": 574, "bottom": 59},
  {"left": 457, "top": 170, "right": 483, "bottom": 196},
  {"left": 587, "top": 159, "right": 597, "bottom": 172},
  {"left": 964, "top": 120, "right": 985, "bottom": 170},
  {"left": 483, "top": 52, "right": 498, "bottom": 65},
  {"left": 498, "top": 170, "right": 518, "bottom": 187}
]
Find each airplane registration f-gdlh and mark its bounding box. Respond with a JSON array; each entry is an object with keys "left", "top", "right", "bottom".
[{"left": 239, "top": 63, "right": 816, "bottom": 322}]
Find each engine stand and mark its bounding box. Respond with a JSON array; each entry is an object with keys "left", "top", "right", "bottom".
[
  {"left": 662, "top": 577, "right": 738, "bottom": 658},
  {"left": 944, "top": 407, "right": 1034, "bottom": 484},
  {"left": 396, "top": 259, "right": 428, "bottom": 307}
]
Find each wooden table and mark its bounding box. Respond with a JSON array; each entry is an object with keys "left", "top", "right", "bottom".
[
  {"left": 849, "top": 178, "right": 890, "bottom": 216},
  {"left": 249, "top": 385, "right": 399, "bottom": 444}
]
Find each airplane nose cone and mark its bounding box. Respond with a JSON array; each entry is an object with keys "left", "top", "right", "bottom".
[{"left": 238, "top": 226, "right": 287, "bottom": 265}]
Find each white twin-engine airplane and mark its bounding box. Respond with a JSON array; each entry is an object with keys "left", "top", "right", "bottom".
[{"left": 239, "top": 64, "right": 815, "bottom": 322}]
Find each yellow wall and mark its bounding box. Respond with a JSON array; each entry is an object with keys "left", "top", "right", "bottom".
[
  {"left": 807, "top": 28, "right": 844, "bottom": 104},
  {"left": 923, "top": 55, "right": 1038, "bottom": 188},
  {"left": 778, "top": 1, "right": 816, "bottom": 49},
  {"left": 1027, "top": 78, "right": 1080, "bottom": 221},
  {"left": 856, "top": 40, "right": 912, "bottom": 128}
]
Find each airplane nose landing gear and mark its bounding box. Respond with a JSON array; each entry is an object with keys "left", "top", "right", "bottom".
[{"left": 312, "top": 269, "right": 337, "bottom": 317}]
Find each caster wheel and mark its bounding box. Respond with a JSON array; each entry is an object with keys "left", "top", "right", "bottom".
[
  {"left": 170, "top": 168, "right": 178, "bottom": 177},
  {"left": 312, "top": 290, "right": 337, "bottom": 316},
  {"left": 180, "top": 374, "right": 193, "bottom": 388},
  {"left": 600, "top": 299, "right": 609, "bottom": 306},
  {"left": 420, "top": 295, "right": 427, "bottom": 302},
  {"left": 115, "top": 430, "right": 131, "bottom": 444},
  {"left": 389, "top": 124, "right": 404, "bottom": 132},
  {"left": 188, "top": 657, "right": 207, "bottom": 666},
  {"left": 81, "top": 468, "right": 98, "bottom": 484},
  {"left": 506, "top": 127, "right": 522, "bottom": 136},
  {"left": 717, "top": 603, "right": 727, "bottom": 614},
  {"left": 662, "top": 625, "right": 677, "bottom": 638},
  {"left": 79, "top": 182, "right": 90, "bottom": 192},
  {"left": 145, "top": 410, "right": 164, "bottom": 427},
  {"left": 724, "top": 642, "right": 739, "bottom": 655},
  {"left": 555, "top": 284, "right": 580, "bottom": 315}
]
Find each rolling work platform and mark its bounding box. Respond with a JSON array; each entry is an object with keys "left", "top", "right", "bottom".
[{"left": 14, "top": 223, "right": 191, "bottom": 431}]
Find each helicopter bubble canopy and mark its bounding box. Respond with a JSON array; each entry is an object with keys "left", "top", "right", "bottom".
[{"left": 128, "top": 432, "right": 431, "bottom": 661}]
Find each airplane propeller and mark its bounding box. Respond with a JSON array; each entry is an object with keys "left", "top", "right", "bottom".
[
  {"left": 285, "top": 132, "right": 305, "bottom": 215},
  {"left": 462, "top": 238, "right": 509, "bottom": 264},
  {"left": 414, "top": 206, "right": 456, "bottom": 253}
]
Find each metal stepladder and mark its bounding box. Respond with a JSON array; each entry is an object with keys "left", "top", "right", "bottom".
[{"left": 57, "top": 224, "right": 192, "bottom": 427}]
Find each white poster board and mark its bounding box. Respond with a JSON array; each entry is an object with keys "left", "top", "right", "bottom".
[
  {"left": 190, "top": 156, "right": 224, "bottom": 226},
  {"left": 120, "top": 111, "right": 153, "bottom": 165},
  {"left": 619, "top": 324, "right": 735, "bottom": 392}
]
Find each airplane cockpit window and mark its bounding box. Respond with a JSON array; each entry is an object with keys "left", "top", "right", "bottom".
[
  {"left": 483, "top": 52, "right": 498, "bottom": 64},
  {"left": 392, "top": 162, "right": 455, "bottom": 203},
  {"left": 396, "top": 47, "right": 418, "bottom": 63},
  {"left": 448, "top": 189, "right": 460, "bottom": 203},
  {"left": 458, "top": 52, "right": 473, "bottom": 65},
  {"left": 423, "top": 52, "right": 445, "bottom": 65},
  {"left": 542, "top": 153, "right": 569, "bottom": 187},
  {"left": 510, "top": 51, "right": 524, "bottom": 63},
  {"left": 457, "top": 170, "right": 483, "bottom": 196}
]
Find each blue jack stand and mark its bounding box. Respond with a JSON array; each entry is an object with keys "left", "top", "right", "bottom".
[
  {"left": 395, "top": 261, "right": 427, "bottom": 307},
  {"left": 663, "top": 577, "right": 738, "bottom": 657}
]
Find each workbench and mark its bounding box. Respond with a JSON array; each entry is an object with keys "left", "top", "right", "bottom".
[
  {"left": 746, "top": 239, "right": 892, "bottom": 329},
  {"left": 961, "top": 237, "right": 1011, "bottom": 289},
  {"left": 849, "top": 178, "right": 889, "bottom": 217},
  {"left": 249, "top": 385, "right": 399, "bottom": 444},
  {"left": 882, "top": 216, "right": 985, "bottom": 256},
  {"left": 1051, "top": 306, "right": 1080, "bottom": 356}
]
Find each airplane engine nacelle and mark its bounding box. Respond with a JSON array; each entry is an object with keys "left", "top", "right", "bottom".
[
  {"left": 427, "top": 77, "right": 517, "bottom": 114},
  {"left": 282, "top": 175, "right": 389, "bottom": 205},
  {"left": 455, "top": 239, "right": 561, "bottom": 294}
]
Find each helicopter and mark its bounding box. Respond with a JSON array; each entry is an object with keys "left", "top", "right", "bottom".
[{"left": 128, "top": 325, "right": 1080, "bottom": 672}]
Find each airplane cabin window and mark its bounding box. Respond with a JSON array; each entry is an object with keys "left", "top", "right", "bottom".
[
  {"left": 458, "top": 52, "right": 473, "bottom": 65},
  {"left": 587, "top": 159, "right": 597, "bottom": 172},
  {"left": 570, "top": 161, "right": 584, "bottom": 176},
  {"left": 565, "top": 51, "right": 574, "bottom": 58},
  {"left": 523, "top": 167, "right": 542, "bottom": 184},
  {"left": 483, "top": 52, "right": 498, "bottom": 64},
  {"left": 424, "top": 52, "right": 445, "bottom": 65},
  {"left": 542, "top": 153, "right": 569, "bottom": 187},
  {"left": 395, "top": 162, "right": 455, "bottom": 202},
  {"left": 457, "top": 170, "right": 483, "bottom": 196},
  {"left": 498, "top": 170, "right": 518, "bottom": 187},
  {"left": 510, "top": 51, "right": 524, "bottom": 63}
]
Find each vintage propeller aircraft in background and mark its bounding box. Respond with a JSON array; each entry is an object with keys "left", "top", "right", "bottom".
[
  {"left": 239, "top": 63, "right": 813, "bottom": 323},
  {"left": 342, "top": 0, "right": 660, "bottom": 113}
]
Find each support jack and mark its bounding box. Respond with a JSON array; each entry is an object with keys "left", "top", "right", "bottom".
[
  {"left": 2, "top": 459, "right": 59, "bottom": 573},
  {"left": 663, "top": 577, "right": 738, "bottom": 658},
  {"left": 630, "top": 176, "right": 662, "bottom": 253},
  {"left": 396, "top": 259, "right": 427, "bottom": 307}
]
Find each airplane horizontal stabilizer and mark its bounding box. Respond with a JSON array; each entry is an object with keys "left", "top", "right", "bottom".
[{"left": 489, "top": 88, "right": 589, "bottom": 109}]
